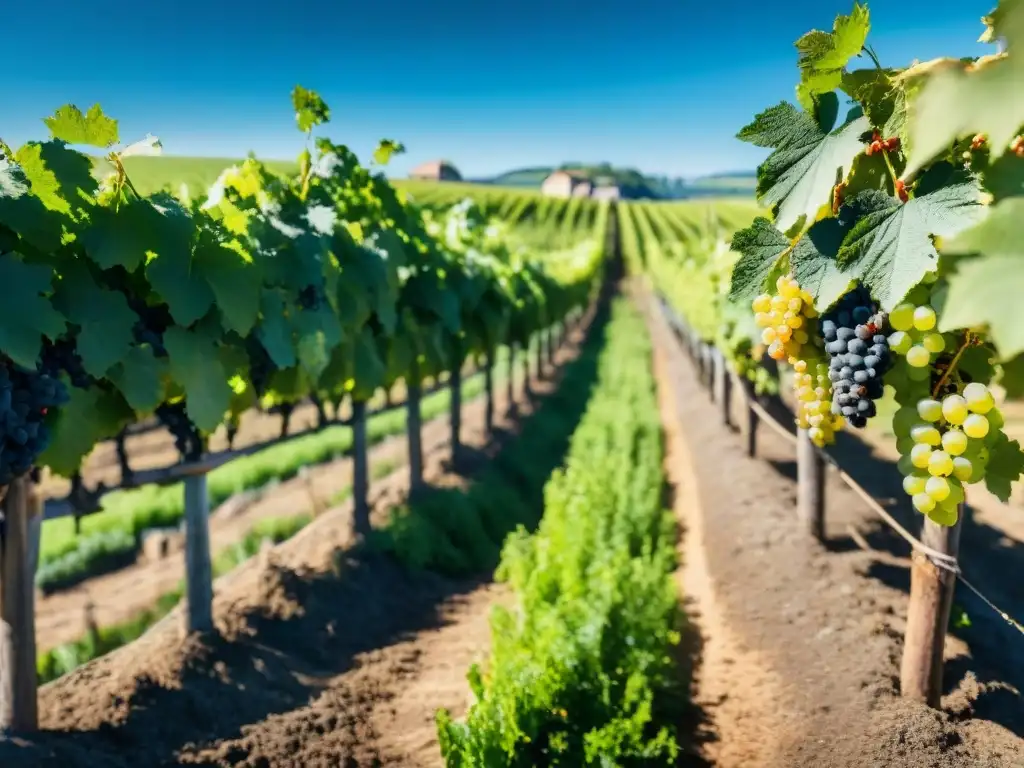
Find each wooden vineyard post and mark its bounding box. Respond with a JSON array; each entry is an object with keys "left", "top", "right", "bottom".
[
  {"left": 183, "top": 472, "right": 214, "bottom": 633},
  {"left": 536, "top": 330, "right": 545, "bottom": 380},
  {"left": 407, "top": 361, "right": 424, "bottom": 493},
  {"left": 901, "top": 505, "right": 965, "bottom": 708},
  {"left": 719, "top": 352, "right": 733, "bottom": 428},
  {"left": 507, "top": 343, "right": 517, "bottom": 416},
  {"left": 796, "top": 429, "right": 825, "bottom": 540},
  {"left": 746, "top": 385, "right": 759, "bottom": 458},
  {"left": 706, "top": 346, "right": 717, "bottom": 401},
  {"left": 450, "top": 344, "right": 463, "bottom": 468},
  {"left": 484, "top": 348, "right": 495, "bottom": 435},
  {"left": 523, "top": 338, "right": 533, "bottom": 400},
  {"left": 352, "top": 399, "right": 370, "bottom": 537},
  {"left": 0, "top": 477, "right": 39, "bottom": 732}
]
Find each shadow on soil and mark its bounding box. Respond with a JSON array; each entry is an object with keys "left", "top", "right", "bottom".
[
  {"left": 1, "top": 307, "right": 612, "bottom": 768},
  {"left": 751, "top": 389, "right": 1024, "bottom": 738}
]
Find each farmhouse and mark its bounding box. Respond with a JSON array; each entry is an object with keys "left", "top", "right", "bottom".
[
  {"left": 591, "top": 184, "right": 622, "bottom": 201},
  {"left": 409, "top": 160, "right": 463, "bottom": 182},
  {"left": 541, "top": 170, "right": 592, "bottom": 198}
]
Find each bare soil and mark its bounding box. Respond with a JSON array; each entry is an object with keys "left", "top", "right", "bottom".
[
  {"left": 0, "top": 317, "right": 591, "bottom": 767},
  {"left": 641, "top": 287, "right": 1024, "bottom": 768}
]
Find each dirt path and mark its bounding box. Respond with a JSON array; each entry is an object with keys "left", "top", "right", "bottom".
[
  {"left": 641, "top": 288, "right": 1024, "bottom": 768},
  {"left": 650, "top": 307, "right": 791, "bottom": 767},
  {"left": 0, "top": 315, "right": 595, "bottom": 768}
]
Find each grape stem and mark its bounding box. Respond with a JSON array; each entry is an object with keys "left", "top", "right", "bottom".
[{"left": 931, "top": 332, "right": 973, "bottom": 398}]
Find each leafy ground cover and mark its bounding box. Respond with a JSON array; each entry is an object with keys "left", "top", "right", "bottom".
[{"left": 436, "top": 299, "right": 685, "bottom": 766}]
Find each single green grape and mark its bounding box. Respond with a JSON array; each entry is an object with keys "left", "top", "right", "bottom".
[
  {"left": 913, "top": 492, "right": 937, "bottom": 514},
  {"left": 910, "top": 424, "right": 941, "bottom": 446},
  {"left": 941, "top": 429, "right": 968, "bottom": 456},
  {"left": 942, "top": 394, "right": 969, "bottom": 425},
  {"left": 903, "top": 474, "right": 928, "bottom": 496},
  {"left": 911, "top": 443, "right": 933, "bottom": 469},
  {"left": 928, "top": 450, "right": 954, "bottom": 477},
  {"left": 889, "top": 331, "right": 912, "bottom": 355},
  {"left": 889, "top": 304, "right": 915, "bottom": 332},
  {"left": 925, "top": 475, "right": 951, "bottom": 501},
  {"left": 897, "top": 454, "right": 915, "bottom": 476},
  {"left": 951, "top": 456, "right": 973, "bottom": 482},
  {"left": 928, "top": 502, "right": 959, "bottom": 527},
  {"left": 963, "top": 382, "right": 994, "bottom": 414},
  {"left": 913, "top": 305, "right": 937, "bottom": 331},
  {"left": 922, "top": 333, "right": 945, "bottom": 354},
  {"left": 906, "top": 345, "right": 931, "bottom": 368},
  {"left": 917, "top": 398, "right": 942, "bottom": 422},
  {"left": 963, "top": 413, "right": 990, "bottom": 439}
]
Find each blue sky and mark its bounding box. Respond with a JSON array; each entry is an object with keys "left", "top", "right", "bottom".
[{"left": 5, "top": 0, "right": 996, "bottom": 179}]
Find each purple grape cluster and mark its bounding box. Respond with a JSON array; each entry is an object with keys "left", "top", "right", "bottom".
[
  {"left": 0, "top": 360, "right": 69, "bottom": 485},
  {"left": 821, "top": 288, "right": 891, "bottom": 429}
]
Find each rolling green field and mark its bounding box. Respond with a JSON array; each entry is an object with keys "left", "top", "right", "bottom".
[{"left": 94, "top": 155, "right": 298, "bottom": 197}]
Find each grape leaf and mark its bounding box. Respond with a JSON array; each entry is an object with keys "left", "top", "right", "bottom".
[
  {"left": 14, "top": 141, "right": 97, "bottom": 217},
  {"left": 291, "top": 305, "right": 343, "bottom": 381},
  {"left": 373, "top": 139, "right": 405, "bottom": 166},
  {"left": 352, "top": 326, "right": 386, "bottom": 400},
  {"left": 52, "top": 267, "right": 136, "bottom": 377},
  {"left": 836, "top": 168, "right": 985, "bottom": 310},
  {"left": 985, "top": 431, "right": 1024, "bottom": 503},
  {"left": 43, "top": 104, "right": 119, "bottom": 148},
  {"left": 163, "top": 326, "right": 231, "bottom": 431},
  {"left": 938, "top": 198, "right": 1024, "bottom": 358},
  {"left": 998, "top": 352, "right": 1024, "bottom": 398},
  {"left": 0, "top": 259, "right": 67, "bottom": 368},
  {"left": 80, "top": 198, "right": 191, "bottom": 271},
  {"left": 790, "top": 217, "right": 857, "bottom": 310},
  {"left": 738, "top": 102, "right": 868, "bottom": 233},
  {"left": 905, "top": 0, "right": 1024, "bottom": 174},
  {"left": 256, "top": 292, "right": 297, "bottom": 369},
  {"left": 794, "top": 2, "right": 871, "bottom": 110},
  {"left": 0, "top": 160, "right": 64, "bottom": 252},
  {"left": 193, "top": 236, "right": 262, "bottom": 336},
  {"left": 107, "top": 346, "right": 167, "bottom": 412},
  {"left": 292, "top": 86, "right": 330, "bottom": 133},
  {"left": 146, "top": 229, "right": 216, "bottom": 326},
  {"left": 727, "top": 218, "right": 791, "bottom": 302},
  {"left": 841, "top": 68, "right": 900, "bottom": 130},
  {"left": 39, "top": 387, "right": 132, "bottom": 477}
]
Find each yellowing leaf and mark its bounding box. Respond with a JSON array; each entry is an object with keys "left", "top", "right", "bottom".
[{"left": 43, "top": 104, "right": 119, "bottom": 148}]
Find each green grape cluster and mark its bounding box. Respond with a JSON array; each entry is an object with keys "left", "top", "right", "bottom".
[
  {"left": 888, "top": 301, "right": 946, "bottom": 374},
  {"left": 893, "top": 383, "right": 1003, "bottom": 525}
]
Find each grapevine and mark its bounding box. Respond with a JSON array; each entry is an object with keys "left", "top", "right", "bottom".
[
  {"left": 722, "top": 0, "right": 1024, "bottom": 523},
  {"left": 0, "top": 85, "right": 602, "bottom": 494}
]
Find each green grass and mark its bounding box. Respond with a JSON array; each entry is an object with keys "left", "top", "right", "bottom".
[{"left": 93, "top": 155, "right": 297, "bottom": 197}]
